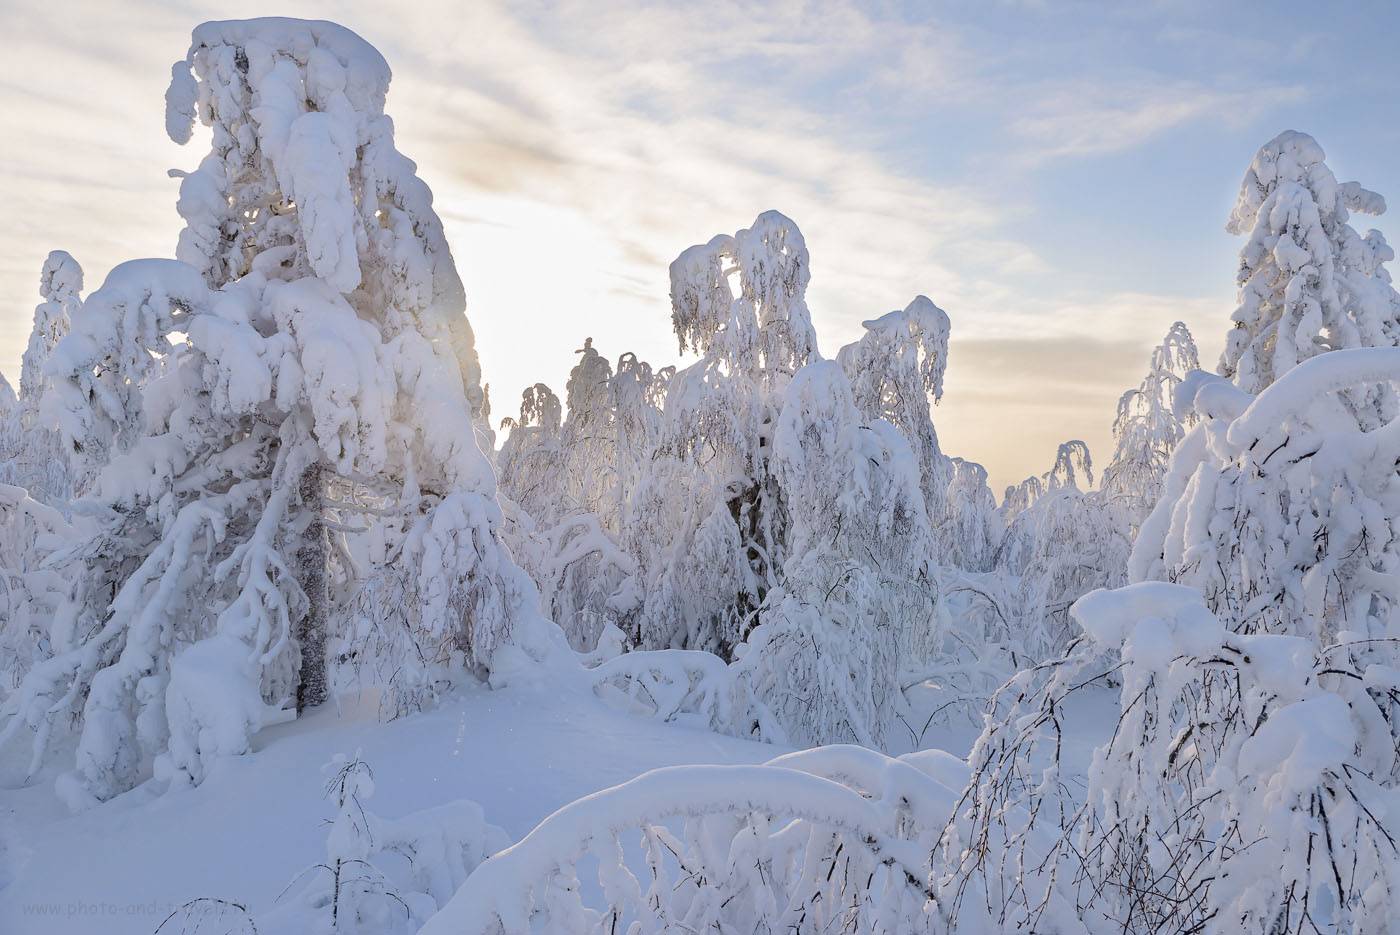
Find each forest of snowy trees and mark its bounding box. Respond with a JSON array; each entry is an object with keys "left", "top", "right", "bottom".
[{"left": 2, "top": 18, "right": 1400, "bottom": 935}]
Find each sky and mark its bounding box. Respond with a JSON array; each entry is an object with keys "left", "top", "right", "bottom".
[{"left": 1, "top": 0, "right": 1398, "bottom": 491}]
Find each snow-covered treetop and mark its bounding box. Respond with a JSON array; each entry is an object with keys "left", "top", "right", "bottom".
[
  {"left": 836, "top": 294, "right": 953, "bottom": 523},
  {"left": 1000, "top": 475, "right": 1044, "bottom": 520},
  {"left": 848, "top": 295, "right": 951, "bottom": 403},
  {"left": 1000, "top": 440, "right": 1091, "bottom": 522},
  {"left": 1101, "top": 321, "right": 1199, "bottom": 530},
  {"left": 39, "top": 251, "right": 82, "bottom": 305},
  {"left": 1227, "top": 131, "right": 1384, "bottom": 237},
  {"left": 166, "top": 19, "right": 390, "bottom": 150},
  {"left": 505, "top": 383, "right": 562, "bottom": 435},
  {"left": 564, "top": 338, "right": 613, "bottom": 432},
  {"left": 862, "top": 295, "right": 952, "bottom": 403},
  {"left": 1221, "top": 130, "right": 1393, "bottom": 398},
  {"left": 669, "top": 211, "right": 819, "bottom": 378},
  {"left": 1148, "top": 320, "right": 1198, "bottom": 384},
  {"left": 19, "top": 252, "right": 82, "bottom": 409},
  {"left": 670, "top": 235, "right": 735, "bottom": 359},
  {"left": 165, "top": 17, "right": 485, "bottom": 420},
  {"left": 1045, "top": 439, "right": 1092, "bottom": 491}
]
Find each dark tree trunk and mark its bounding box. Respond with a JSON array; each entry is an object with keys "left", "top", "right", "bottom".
[{"left": 296, "top": 461, "right": 329, "bottom": 712}]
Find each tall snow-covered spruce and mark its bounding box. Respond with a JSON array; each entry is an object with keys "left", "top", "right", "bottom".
[{"left": 0, "top": 19, "right": 558, "bottom": 808}]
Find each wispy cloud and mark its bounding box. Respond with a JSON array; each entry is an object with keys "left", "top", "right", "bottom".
[{"left": 1011, "top": 82, "right": 1307, "bottom": 162}]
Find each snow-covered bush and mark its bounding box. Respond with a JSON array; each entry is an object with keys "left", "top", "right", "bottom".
[
  {"left": 1100, "top": 321, "right": 1199, "bottom": 533},
  {"left": 157, "top": 753, "right": 508, "bottom": 935},
  {"left": 258, "top": 753, "right": 509, "bottom": 935},
  {"left": 937, "top": 582, "right": 1400, "bottom": 935},
  {"left": 587, "top": 643, "right": 741, "bottom": 733},
  {"left": 1, "top": 18, "right": 561, "bottom": 808},
  {"left": 421, "top": 744, "right": 968, "bottom": 935}
]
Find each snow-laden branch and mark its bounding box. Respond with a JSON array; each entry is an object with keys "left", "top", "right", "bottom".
[{"left": 422, "top": 746, "right": 968, "bottom": 935}]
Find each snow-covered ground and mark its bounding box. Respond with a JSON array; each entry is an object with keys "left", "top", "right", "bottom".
[
  {"left": 0, "top": 676, "right": 1116, "bottom": 935},
  {"left": 0, "top": 684, "right": 770, "bottom": 934}
]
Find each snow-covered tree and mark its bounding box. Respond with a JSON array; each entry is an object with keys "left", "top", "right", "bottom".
[
  {"left": 495, "top": 341, "right": 668, "bottom": 651},
  {"left": 541, "top": 213, "right": 954, "bottom": 746},
  {"left": 0, "top": 253, "right": 82, "bottom": 502},
  {"left": 990, "top": 441, "right": 1129, "bottom": 663},
  {"left": 1220, "top": 131, "right": 1398, "bottom": 424},
  {"left": 836, "top": 295, "right": 953, "bottom": 536},
  {"left": 608, "top": 352, "right": 671, "bottom": 517},
  {"left": 558, "top": 339, "right": 616, "bottom": 517},
  {"left": 731, "top": 361, "right": 940, "bottom": 748},
  {"left": 997, "top": 439, "right": 1094, "bottom": 574},
  {"left": 1132, "top": 132, "right": 1400, "bottom": 644},
  {"left": 496, "top": 383, "right": 565, "bottom": 524},
  {"left": 21, "top": 252, "right": 82, "bottom": 411},
  {"left": 0, "top": 374, "right": 17, "bottom": 473},
  {"left": 940, "top": 458, "right": 1001, "bottom": 574},
  {"left": 1100, "top": 321, "right": 1199, "bottom": 533},
  {"left": 627, "top": 211, "right": 819, "bottom": 655},
  {"left": 1, "top": 19, "right": 556, "bottom": 807}
]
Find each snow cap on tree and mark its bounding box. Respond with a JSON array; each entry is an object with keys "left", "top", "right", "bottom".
[
  {"left": 852, "top": 295, "right": 951, "bottom": 403},
  {"left": 165, "top": 18, "right": 487, "bottom": 424}
]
